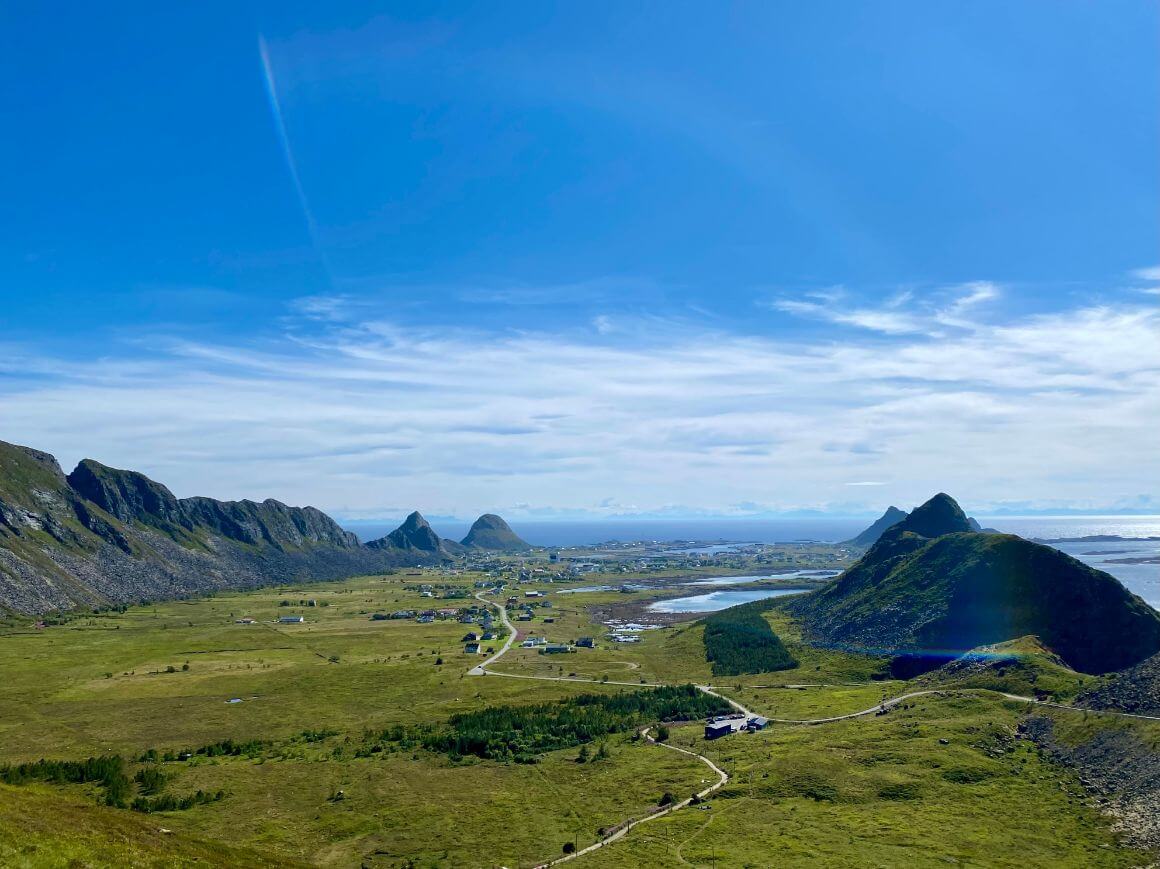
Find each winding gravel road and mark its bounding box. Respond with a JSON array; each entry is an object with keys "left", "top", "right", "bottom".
[{"left": 467, "top": 591, "right": 1157, "bottom": 867}]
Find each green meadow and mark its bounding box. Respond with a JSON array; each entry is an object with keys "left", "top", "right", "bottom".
[{"left": 0, "top": 572, "right": 1154, "bottom": 867}]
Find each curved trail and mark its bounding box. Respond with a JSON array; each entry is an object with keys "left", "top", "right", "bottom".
[
  {"left": 535, "top": 727, "right": 731, "bottom": 868},
  {"left": 468, "top": 593, "right": 1158, "bottom": 867}
]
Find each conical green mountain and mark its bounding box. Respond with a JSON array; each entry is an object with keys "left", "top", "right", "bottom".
[
  {"left": 461, "top": 514, "right": 530, "bottom": 551},
  {"left": 785, "top": 493, "right": 1160, "bottom": 675},
  {"left": 890, "top": 491, "right": 972, "bottom": 537}
]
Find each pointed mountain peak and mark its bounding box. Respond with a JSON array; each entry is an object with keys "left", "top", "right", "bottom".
[
  {"left": 376, "top": 510, "right": 445, "bottom": 553},
  {"left": 400, "top": 510, "right": 431, "bottom": 530},
  {"left": 845, "top": 505, "right": 908, "bottom": 546},
  {"left": 896, "top": 493, "right": 972, "bottom": 538}
]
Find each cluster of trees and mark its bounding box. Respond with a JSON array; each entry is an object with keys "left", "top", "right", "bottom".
[
  {"left": 131, "top": 788, "right": 225, "bottom": 813},
  {"left": 189, "top": 737, "right": 269, "bottom": 758},
  {"left": 702, "top": 600, "right": 799, "bottom": 675},
  {"left": 2, "top": 754, "right": 227, "bottom": 814},
  {"left": 372, "top": 685, "right": 733, "bottom": 763},
  {"left": 0, "top": 756, "right": 131, "bottom": 806},
  {"left": 134, "top": 765, "right": 167, "bottom": 794}
]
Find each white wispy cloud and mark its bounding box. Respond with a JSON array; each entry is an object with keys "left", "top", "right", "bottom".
[
  {"left": 1132, "top": 266, "right": 1160, "bottom": 295},
  {"left": 771, "top": 281, "right": 1001, "bottom": 336},
  {"left": 1, "top": 294, "right": 1156, "bottom": 518},
  {"left": 771, "top": 299, "right": 926, "bottom": 335}
]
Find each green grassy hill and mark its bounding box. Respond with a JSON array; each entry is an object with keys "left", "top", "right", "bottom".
[
  {"left": 460, "top": 513, "right": 531, "bottom": 551},
  {"left": 918, "top": 636, "right": 1093, "bottom": 701},
  {"left": 784, "top": 494, "right": 1160, "bottom": 675}
]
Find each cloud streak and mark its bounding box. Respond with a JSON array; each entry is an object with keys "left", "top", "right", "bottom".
[{"left": 0, "top": 292, "right": 1156, "bottom": 519}]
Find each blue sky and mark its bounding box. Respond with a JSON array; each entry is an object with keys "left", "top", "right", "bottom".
[{"left": 1, "top": 1, "right": 1157, "bottom": 519}]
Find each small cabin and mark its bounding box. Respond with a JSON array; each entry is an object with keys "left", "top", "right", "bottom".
[{"left": 704, "top": 717, "right": 746, "bottom": 740}]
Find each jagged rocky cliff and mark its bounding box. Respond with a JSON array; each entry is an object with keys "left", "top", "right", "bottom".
[{"left": 0, "top": 440, "right": 428, "bottom": 615}]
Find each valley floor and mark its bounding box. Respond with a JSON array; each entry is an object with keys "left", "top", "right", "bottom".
[{"left": 0, "top": 570, "right": 1156, "bottom": 868}]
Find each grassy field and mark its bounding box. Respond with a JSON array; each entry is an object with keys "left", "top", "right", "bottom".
[
  {"left": 0, "top": 781, "right": 298, "bottom": 868},
  {"left": 589, "top": 694, "right": 1150, "bottom": 868},
  {"left": 0, "top": 575, "right": 608, "bottom": 758},
  {"left": 1, "top": 571, "right": 1154, "bottom": 867}
]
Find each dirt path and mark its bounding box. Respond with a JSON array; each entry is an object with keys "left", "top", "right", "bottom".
[{"left": 467, "top": 592, "right": 1157, "bottom": 867}]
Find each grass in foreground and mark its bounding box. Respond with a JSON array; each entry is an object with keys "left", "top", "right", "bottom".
[
  {"left": 1, "top": 574, "right": 1154, "bottom": 867},
  {"left": 589, "top": 693, "right": 1152, "bottom": 868}
]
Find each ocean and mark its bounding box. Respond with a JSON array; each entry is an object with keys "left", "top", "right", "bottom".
[{"left": 340, "top": 515, "right": 1160, "bottom": 609}]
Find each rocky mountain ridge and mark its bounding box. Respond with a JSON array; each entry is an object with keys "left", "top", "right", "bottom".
[{"left": 0, "top": 439, "right": 523, "bottom": 615}]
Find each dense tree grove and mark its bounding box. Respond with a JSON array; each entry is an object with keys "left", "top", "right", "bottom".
[
  {"left": 2, "top": 755, "right": 225, "bottom": 814},
  {"left": 370, "top": 685, "right": 732, "bottom": 762},
  {"left": 702, "top": 600, "right": 799, "bottom": 675},
  {"left": 0, "top": 756, "right": 132, "bottom": 807}
]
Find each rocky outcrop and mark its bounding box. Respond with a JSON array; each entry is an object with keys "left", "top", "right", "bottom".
[
  {"left": 1077, "top": 652, "right": 1160, "bottom": 717},
  {"left": 0, "top": 439, "right": 432, "bottom": 615},
  {"left": 1021, "top": 714, "right": 1160, "bottom": 851}
]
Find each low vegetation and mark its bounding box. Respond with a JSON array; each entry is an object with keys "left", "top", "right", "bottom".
[{"left": 702, "top": 600, "right": 798, "bottom": 675}]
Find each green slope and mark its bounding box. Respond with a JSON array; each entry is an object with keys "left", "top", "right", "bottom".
[
  {"left": 460, "top": 513, "right": 531, "bottom": 551},
  {"left": 785, "top": 493, "right": 1160, "bottom": 675}
]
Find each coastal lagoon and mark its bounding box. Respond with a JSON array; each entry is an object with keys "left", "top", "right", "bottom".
[
  {"left": 688, "top": 569, "right": 839, "bottom": 586},
  {"left": 648, "top": 588, "right": 802, "bottom": 613}
]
